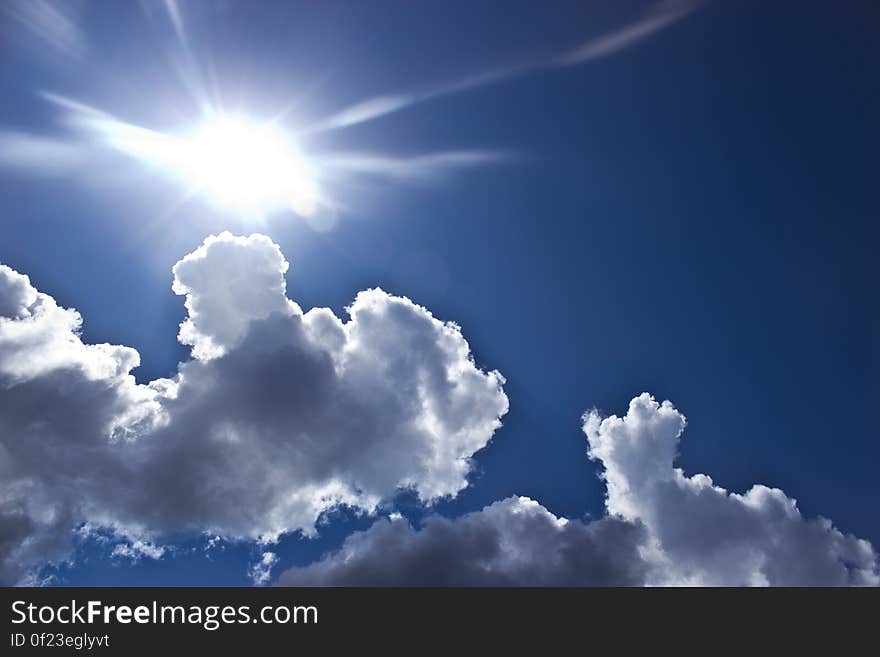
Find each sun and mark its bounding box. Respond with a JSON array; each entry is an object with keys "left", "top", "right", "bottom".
[
  {"left": 180, "top": 115, "right": 318, "bottom": 217},
  {"left": 88, "top": 108, "right": 320, "bottom": 219}
]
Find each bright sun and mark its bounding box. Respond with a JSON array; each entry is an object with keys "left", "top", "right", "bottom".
[
  {"left": 182, "top": 116, "right": 318, "bottom": 217},
  {"left": 96, "top": 111, "right": 320, "bottom": 218}
]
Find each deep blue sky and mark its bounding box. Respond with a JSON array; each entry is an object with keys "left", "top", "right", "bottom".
[{"left": 1, "top": 0, "right": 877, "bottom": 584}]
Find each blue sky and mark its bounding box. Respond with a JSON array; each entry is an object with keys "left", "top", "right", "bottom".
[{"left": 0, "top": 1, "right": 877, "bottom": 586}]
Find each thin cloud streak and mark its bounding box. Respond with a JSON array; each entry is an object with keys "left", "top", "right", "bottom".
[
  {"left": 557, "top": 0, "right": 699, "bottom": 64},
  {"left": 163, "top": 0, "right": 188, "bottom": 46},
  {"left": 316, "top": 150, "right": 515, "bottom": 181},
  {"left": 0, "top": 131, "right": 84, "bottom": 173},
  {"left": 307, "top": 0, "right": 703, "bottom": 134},
  {"left": 1, "top": 0, "right": 86, "bottom": 59}
]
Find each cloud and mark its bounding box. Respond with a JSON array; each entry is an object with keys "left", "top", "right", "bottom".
[
  {"left": 1, "top": 0, "right": 86, "bottom": 59},
  {"left": 248, "top": 551, "right": 278, "bottom": 586},
  {"left": 0, "top": 233, "right": 508, "bottom": 584},
  {"left": 0, "top": 264, "right": 162, "bottom": 583},
  {"left": 2, "top": 238, "right": 875, "bottom": 586},
  {"left": 278, "top": 394, "right": 878, "bottom": 587},
  {"left": 308, "top": 0, "right": 703, "bottom": 133},
  {"left": 279, "top": 497, "right": 649, "bottom": 586},
  {"left": 315, "top": 151, "right": 515, "bottom": 183},
  {"left": 584, "top": 394, "right": 879, "bottom": 586},
  {"left": 557, "top": 0, "right": 700, "bottom": 65},
  {"left": 0, "top": 131, "right": 86, "bottom": 174},
  {"left": 170, "top": 233, "right": 295, "bottom": 359},
  {"left": 161, "top": 0, "right": 187, "bottom": 45},
  {"left": 111, "top": 538, "right": 166, "bottom": 562}
]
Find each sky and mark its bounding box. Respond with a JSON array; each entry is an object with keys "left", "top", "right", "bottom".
[{"left": 0, "top": 0, "right": 877, "bottom": 586}]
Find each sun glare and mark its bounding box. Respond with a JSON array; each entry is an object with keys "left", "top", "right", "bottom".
[
  {"left": 96, "top": 111, "right": 320, "bottom": 219},
  {"left": 181, "top": 115, "right": 318, "bottom": 217}
]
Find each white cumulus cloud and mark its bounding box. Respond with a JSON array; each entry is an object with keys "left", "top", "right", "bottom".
[
  {"left": 248, "top": 551, "right": 279, "bottom": 586},
  {"left": 2, "top": 237, "right": 875, "bottom": 587},
  {"left": 584, "top": 393, "right": 879, "bottom": 586},
  {"left": 278, "top": 394, "right": 878, "bottom": 587},
  {"left": 0, "top": 232, "right": 508, "bottom": 584}
]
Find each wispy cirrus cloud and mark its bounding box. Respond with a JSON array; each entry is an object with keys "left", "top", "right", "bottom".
[
  {"left": 0, "top": 130, "right": 85, "bottom": 173},
  {"left": 315, "top": 150, "right": 515, "bottom": 182},
  {"left": 1, "top": 0, "right": 87, "bottom": 59},
  {"left": 307, "top": 0, "right": 704, "bottom": 133}
]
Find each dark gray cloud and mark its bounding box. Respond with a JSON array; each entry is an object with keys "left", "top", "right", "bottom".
[{"left": 279, "top": 497, "right": 650, "bottom": 586}]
